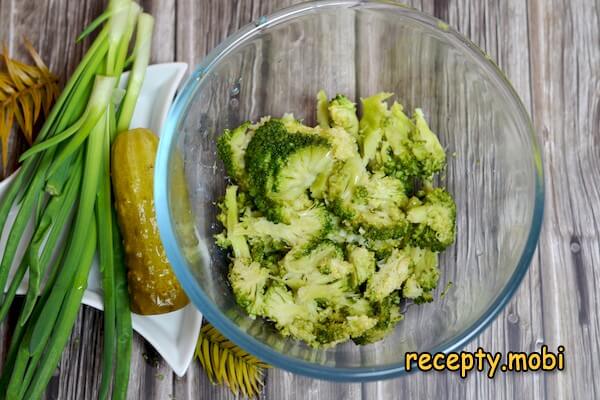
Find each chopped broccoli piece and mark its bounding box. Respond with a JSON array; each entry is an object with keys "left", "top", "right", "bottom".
[
  {"left": 402, "top": 277, "right": 423, "bottom": 299},
  {"left": 281, "top": 113, "right": 321, "bottom": 135},
  {"left": 215, "top": 185, "right": 250, "bottom": 259},
  {"left": 366, "top": 248, "right": 412, "bottom": 301},
  {"left": 410, "top": 108, "right": 446, "bottom": 178},
  {"left": 217, "top": 122, "right": 253, "bottom": 187},
  {"left": 329, "top": 94, "right": 359, "bottom": 137},
  {"left": 347, "top": 245, "right": 375, "bottom": 286},
  {"left": 245, "top": 119, "right": 333, "bottom": 222},
  {"left": 280, "top": 241, "right": 344, "bottom": 289},
  {"left": 316, "top": 90, "right": 330, "bottom": 128},
  {"left": 319, "top": 127, "right": 358, "bottom": 161},
  {"left": 263, "top": 284, "right": 311, "bottom": 328},
  {"left": 407, "top": 246, "right": 440, "bottom": 291},
  {"left": 406, "top": 188, "right": 456, "bottom": 251},
  {"left": 346, "top": 315, "right": 379, "bottom": 337},
  {"left": 359, "top": 93, "right": 392, "bottom": 164},
  {"left": 229, "top": 259, "right": 269, "bottom": 317},
  {"left": 353, "top": 295, "right": 403, "bottom": 345},
  {"left": 238, "top": 206, "right": 332, "bottom": 250},
  {"left": 327, "top": 165, "right": 410, "bottom": 240}
]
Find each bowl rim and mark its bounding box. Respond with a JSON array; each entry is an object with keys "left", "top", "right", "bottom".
[{"left": 155, "top": 0, "right": 545, "bottom": 382}]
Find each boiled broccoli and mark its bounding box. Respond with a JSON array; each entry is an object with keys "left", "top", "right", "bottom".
[
  {"left": 245, "top": 119, "right": 333, "bottom": 222},
  {"left": 347, "top": 245, "right": 376, "bottom": 287},
  {"left": 215, "top": 185, "right": 250, "bottom": 259},
  {"left": 281, "top": 113, "right": 321, "bottom": 135},
  {"left": 365, "top": 248, "right": 412, "bottom": 301},
  {"left": 217, "top": 122, "right": 254, "bottom": 187},
  {"left": 359, "top": 93, "right": 392, "bottom": 164},
  {"left": 357, "top": 96, "right": 446, "bottom": 184},
  {"left": 402, "top": 247, "right": 439, "bottom": 302},
  {"left": 406, "top": 188, "right": 456, "bottom": 251},
  {"left": 280, "top": 241, "right": 345, "bottom": 289},
  {"left": 353, "top": 294, "right": 404, "bottom": 345},
  {"left": 262, "top": 284, "right": 313, "bottom": 334},
  {"left": 229, "top": 259, "right": 270, "bottom": 317},
  {"left": 215, "top": 91, "right": 456, "bottom": 349},
  {"left": 329, "top": 94, "right": 359, "bottom": 137},
  {"left": 319, "top": 126, "right": 358, "bottom": 161},
  {"left": 410, "top": 108, "right": 446, "bottom": 178},
  {"left": 316, "top": 90, "right": 330, "bottom": 128},
  {"left": 238, "top": 205, "right": 332, "bottom": 250},
  {"left": 326, "top": 163, "right": 410, "bottom": 241}
]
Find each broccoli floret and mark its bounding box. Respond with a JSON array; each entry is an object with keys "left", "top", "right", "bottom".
[
  {"left": 217, "top": 122, "right": 253, "bottom": 187},
  {"left": 329, "top": 94, "right": 359, "bottom": 137},
  {"left": 359, "top": 93, "right": 392, "bottom": 164},
  {"left": 353, "top": 295, "right": 403, "bottom": 345},
  {"left": 238, "top": 206, "right": 332, "bottom": 250},
  {"left": 364, "top": 238, "right": 402, "bottom": 259},
  {"left": 409, "top": 108, "right": 446, "bottom": 178},
  {"left": 377, "top": 102, "right": 422, "bottom": 182},
  {"left": 245, "top": 120, "right": 333, "bottom": 222},
  {"left": 328, "top": 165, "right": 410, "bottom": 240},
  {"left": 347, "top": 245, "right": 375, "bottom": 286},
  {"left": 406, "top": 188, "right": 456, "bottom": 251},
  {"left": 408, "top": 246, "right": 439, "bottom": 291},
  {"left": 296, "top": 278, "right": 355, "bottom": 312},
  {"left": 402, "top": 277, "right": 424, "bottom": 300},
  {"left": 216, "top": 186, "right": 250, "bottom": 259},
  {"left": 280, "top": 241, "right": 345, "bottom": 289},
  {"left": 319, "top": 127, "right": 358, "bottom": 161},
  {"left": 346, "top": 315, "right": 379, "bottom": 337},
  {"left": 262, "top": 284, "right": 312, "bottom": 331},
  {"left": 312, "top": 307, "right": 377, "bottom": 347},
  {"left": 326, "top": 156, "right": 367, "bottom": 213},
  {"left": 365, "top": 248, "right": 412, "bottom": 301},
  {"left": 229, "top": 259, "right": 270, "bottom": 317},
  {"left": 316, "top": 90, "right": 330, "bottom": 128},
  {"left": 363, "top": 101, "right": 445, "bottom": 183},
  {"left": 402, "top": 246, "right": 440, "bottom": 302},
  {"left": 281, "top": 113, "right": 321, "bottom": 135}
]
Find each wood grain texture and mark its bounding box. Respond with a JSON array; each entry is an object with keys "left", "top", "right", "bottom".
[{"left": 0, "top": 0, "right": 598, "bottom": 399}]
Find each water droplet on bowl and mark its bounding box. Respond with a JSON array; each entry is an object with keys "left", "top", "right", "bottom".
[
  {"left": 507, "top": 313, "right": 519, "bottom": 324},
  {"left": 570, "top": 241, "right": 581, "bottom": 253},
  {"left": 255, "top": 16, "right": 268, "bottom": 27}
]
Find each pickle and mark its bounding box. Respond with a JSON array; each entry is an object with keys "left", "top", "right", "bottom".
[{"left": 111, "top": 128, "right": 188, "bottom": 315}]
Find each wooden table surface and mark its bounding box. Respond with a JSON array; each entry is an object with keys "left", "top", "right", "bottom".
[{"left": 0, "top": 0, "right": 598, "bottom": 399}]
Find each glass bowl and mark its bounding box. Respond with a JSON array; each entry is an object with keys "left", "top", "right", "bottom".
[{"left": 154, "top": 0, "right": 544, "bottom": 381}]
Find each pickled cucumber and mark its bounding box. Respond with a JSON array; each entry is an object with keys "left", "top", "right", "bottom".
[{"left": 111, "top": 128, "right": 188, "bottom": 315}]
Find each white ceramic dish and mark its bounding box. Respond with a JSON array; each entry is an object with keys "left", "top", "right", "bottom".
[{"left": 0, "top": 62, "right": 202, "bottom": 377}]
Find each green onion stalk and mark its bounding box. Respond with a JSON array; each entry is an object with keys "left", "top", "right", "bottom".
[{"left": 0, "top": 0, "right": 154, "bottom": 399}]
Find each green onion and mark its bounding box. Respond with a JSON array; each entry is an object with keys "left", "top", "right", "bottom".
[
  {"left": 117, "top": 13, "right": 153, "bottom": 131},
  {"left": 25, "top": 220, "right": 98, "bottom": 400},
  {"left": 97, "top": 111, "right": 116, "bottom": 400},
  {"left": 0, "top": 1, "right": 154, "bottom": 397}
]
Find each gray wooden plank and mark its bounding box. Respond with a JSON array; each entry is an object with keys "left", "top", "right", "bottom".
[
  {"left": 140, "top": 0, "right": 176, "bottom": 63},
  {"left": 529, "top": 0, "right": 600, "bottom": 399}
]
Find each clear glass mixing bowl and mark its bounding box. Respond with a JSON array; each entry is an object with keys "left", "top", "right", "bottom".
[{"left": 154, "top": 0, "right": 544, "bottom": 381}]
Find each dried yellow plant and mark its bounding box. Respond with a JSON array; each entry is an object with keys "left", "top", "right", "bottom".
[
  {"left": 0, "top": 39, "right": 59, "bottom": 172},
  {"left": 196, "top": 323, "right": 270, "bottom": 398}
]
